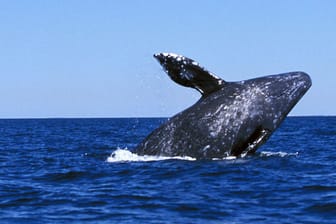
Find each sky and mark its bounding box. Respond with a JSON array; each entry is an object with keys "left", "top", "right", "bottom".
[{"left": 0, "top": 0, "right": 335, "bottom": 118}]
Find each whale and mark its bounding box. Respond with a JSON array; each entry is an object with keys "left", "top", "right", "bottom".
[{"left": 135, "top": 53, "right": 312, "bottom": 159}]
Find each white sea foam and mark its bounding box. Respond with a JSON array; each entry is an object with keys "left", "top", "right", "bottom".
[
  {"left": 212, "top": 156, "right": 237, "bottom": 161},
  {"left": 259, "top": 151, "right": 299, "bottom": 157},
  {"left": 106, "top": 149, "right": 196, "bottom": 163},
  {"left": 106, "top": 148, "right": 298, "bottom": 163}
]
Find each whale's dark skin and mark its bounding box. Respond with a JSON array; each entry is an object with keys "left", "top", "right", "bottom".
[{"left": 135, "top": 53, "right": 312, "bottom": 159}]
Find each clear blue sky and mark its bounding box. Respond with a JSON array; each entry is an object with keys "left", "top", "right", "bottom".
[{"left": 0, "top": 0, "right": 335, "bottom": 118}]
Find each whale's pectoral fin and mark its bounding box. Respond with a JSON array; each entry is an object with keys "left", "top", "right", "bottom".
[
  {"left": 178, "top": 62, "right": 225, "bottom": 96},
  {"left": 242, "top": 128, "right": 271, "bottom": 156},
  {"left": 154, "top": 53, "right": 226, "bottom": 96},
  {"left": 231, "top": 127, "right": 271, "bottom": 157}
]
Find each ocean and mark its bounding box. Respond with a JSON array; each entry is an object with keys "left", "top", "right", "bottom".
[{"left": 0, "top": 117, "right": 335, "bottom": 223}]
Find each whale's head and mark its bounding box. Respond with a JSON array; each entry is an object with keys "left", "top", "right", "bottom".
[
  {"left": 216, "top": 71, "right": 312, "bottom": 156},
  {"left": 243, "top": 72, "right": 312, "bottom": 130}
]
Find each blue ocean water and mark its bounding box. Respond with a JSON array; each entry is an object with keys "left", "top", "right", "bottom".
[{"left": 0, "top": 117, "right": 335, "bottom": 223}]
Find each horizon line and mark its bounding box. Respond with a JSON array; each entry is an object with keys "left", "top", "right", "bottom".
[{"left": 0, "top": 115, "right": 335, "bottom": 120}]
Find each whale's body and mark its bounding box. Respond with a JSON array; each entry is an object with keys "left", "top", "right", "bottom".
[{"left": 135, "top": 53, "right": 311, "bottom": 159}]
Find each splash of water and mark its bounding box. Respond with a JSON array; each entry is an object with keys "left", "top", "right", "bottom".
[
  {"left": 107, "top": 148, "right": 298, "bottom": 163},
  {"left": 259, "top": 151, "right": 299, "bottom": 157},
  {"left": 106, "top": 149, "right": 196, "bottom": 163}
]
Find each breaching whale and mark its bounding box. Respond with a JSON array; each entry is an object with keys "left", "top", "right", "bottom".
[{"left": 135, "top": 53, "right": 312, "bottom": 159}]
